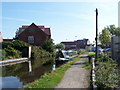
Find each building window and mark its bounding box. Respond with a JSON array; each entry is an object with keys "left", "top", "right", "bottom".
[{"left": 28, "top": 36, "right": 34, "bottom": 43}]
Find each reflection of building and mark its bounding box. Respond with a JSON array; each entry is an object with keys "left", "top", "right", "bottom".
[
  {"left": 111, "top": 36, "right": 120, "bottom": 64},
  {"left": 17, "top": 23, "right": 51, "bottom": 46},
  {"left": 61, "top": 38, "right": 90, "bottom": 50}
]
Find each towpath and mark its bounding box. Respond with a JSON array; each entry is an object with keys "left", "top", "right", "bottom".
[{"left": 55, "top": 54, "right": 90, "bottom": 88}]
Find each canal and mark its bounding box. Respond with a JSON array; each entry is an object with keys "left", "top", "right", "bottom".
[{"left": 1, "top": 57, "right": 58, "bottom": 88}]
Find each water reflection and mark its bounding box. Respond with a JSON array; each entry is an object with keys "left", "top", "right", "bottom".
[
  {"left": 1, "top": 57, "right": 55, "bottom": 88},
  {"left": 1, "top": 77, "right": 23, "bottom": 88},
  {"left": 28, "top": 60, "right": 32, "bottom": 72}
]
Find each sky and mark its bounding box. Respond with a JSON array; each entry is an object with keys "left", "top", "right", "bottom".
[{"left": 0, "top": 0, "right": 118, "bottom": 44}]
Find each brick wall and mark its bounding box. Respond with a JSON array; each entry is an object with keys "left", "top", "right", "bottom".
[{"left": 18, "top": 23, "right": 49, "bottom": 46}]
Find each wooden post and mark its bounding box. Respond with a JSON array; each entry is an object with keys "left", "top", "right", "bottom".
[{"left": 29, "top": 46, "right": 31, "bottom": 58}]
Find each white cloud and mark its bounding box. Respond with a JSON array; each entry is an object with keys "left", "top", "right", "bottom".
[{"left": 2, "top": 17, "right": 30, "bottom": 22}]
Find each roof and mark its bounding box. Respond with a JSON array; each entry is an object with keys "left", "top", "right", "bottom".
[
  {"left": 38, "top": 26, "right": 44, "bottom": 29},
  {"left": 22, "top": 26, "right": 28, "bottom": 28},
  {"left": 3, "top": 39, "right": 13, "bottom": 42},
  {"left": 61, "top": 41, "right": 76, "bottom": 45},
  {"left": 18, "top": 23, "right": 51, "bottom": 36},
  {"left": 44, "top": 28, "right": 51, "bottom": 35}
]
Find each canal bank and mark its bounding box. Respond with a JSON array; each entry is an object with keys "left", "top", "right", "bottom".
[
  {"left": 25, "top": 56, "right": 80, "bottom": 88},
  {"left": 26, "top": 55, "right": 90, "bottom": 88},
  {"left": 1, "top": 57, "right": 55, "bottom": 88}
]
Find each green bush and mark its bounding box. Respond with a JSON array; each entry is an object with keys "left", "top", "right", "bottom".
[
  {"left": 0, "top": 49, "right": 6, "bottom": 60},
  {"left": 42, "top": 39, "right": 55, "bottom": 53},
  {"left": 2, "top": 42, "right": 13, "bottom": 49},
  {"left": 11, "top": 40, "right": 30, "bottom": 51},
  {"left": 4, "top": 46, "right": 22, "bottom": 59},
  {"left": 1, "top": 40, "right": 55, "bottom": 60},
  {"left": 95, "top": 56, "right": 119, "bottom": 88},
  {"left": 31, "top": 46, "right": 51, "bottom": 59}
]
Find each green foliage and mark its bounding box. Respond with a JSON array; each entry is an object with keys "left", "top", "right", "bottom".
[
  {"left": 0, "top": 49, "right": 6, "bottom": 60},
  {"left": 107, "top": 25, "right": 120, "bottom": 36},
  {"left": 83, "top": 53, "right": 95, "bottom": 69},
  {"left": 2, "top": 40, "right": 55, "bottom": 60},
  {"left": 55, "top": 43, "right": 65, "bottom": 50},
  {"left": 99, "top": 25, "right": 120, "bottom": 47},
  {"left": 89, "top": 52, "right": 95, "bottom": 58},
  {"left": 31, "top": 46, "right": 51, "bottom": 59},
  {"left": 95, "top": 56, "right": 119, "bottom": 88},
  {"left": 1, "top": 40, "right": 29, "bottom": 60},
  {"left": 25, "top": 57, "right": 80, "bottom": 88},
  {"left": 2, "top": 42, "right": 13, "bottom": 49},
  {"left": 77, "top": 50, "right": 86, "bottom": 55},
  {"left": 42, "top": 39, "right": 55, "bottom": 53},
  {"left": 99, "top": 28, "right": 112, "bottom": 47},
  {"left": 4, "top": 46, "right": 22, "bottom": 59},
  {"left": 12, "top": 40, "right": 30, "bottom": 50},
  {"left": 83, "top": 60, "right": 92, "bottom": 69}
]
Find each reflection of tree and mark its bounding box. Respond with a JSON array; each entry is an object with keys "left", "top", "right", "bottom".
[
  {"left": 20, "top": 62, "right": 53, "bottom": 85},
  {"left": 2, "top": 62, "right": 29, "bottom": 77},
  {"left": 2, "top": 57, "right": 55, "bottom": 85}
]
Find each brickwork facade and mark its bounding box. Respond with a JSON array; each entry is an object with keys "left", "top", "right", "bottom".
[{"left": 18, "top": 23, "right": 51, "bottom": 46}]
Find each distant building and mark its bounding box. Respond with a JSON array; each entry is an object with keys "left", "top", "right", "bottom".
[
  {"left": 61, "top": 38, "right": 90, "bottom": 50},
  {"left": 61, "top": 41, "right": 77, "bottom": 50},
  {"left": 17, "top": 23, "right": 51, "bottom": 46},
  {"left": 0, "top": 32, "right": 13, "bottom": 42},
  {"left": 0, "top": 32, "right": 3, "bottom": 42},
  {"left": 85, "top": 44, "right": 94, "bottom": 51},
  {"left": 111, "top": 36, "right": 120, "bottom": 64},
  {"left": 3, "top": 39, "right": 13, "bottom": 42},
  {"left": 75, "top": 39, "right": 90, "bottom": 49}
]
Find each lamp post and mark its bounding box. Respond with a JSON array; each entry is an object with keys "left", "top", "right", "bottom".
[{"left": 95, "top": 8, "right": 98, "bottom": 65}]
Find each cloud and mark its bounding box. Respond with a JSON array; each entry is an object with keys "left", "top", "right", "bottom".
[{"left": 2, "top": 17, "right": 30, "bottom": 22}]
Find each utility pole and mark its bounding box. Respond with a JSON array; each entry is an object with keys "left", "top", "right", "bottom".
[{"left": 95, "top": 8, "right": 98, "bottom": 65}]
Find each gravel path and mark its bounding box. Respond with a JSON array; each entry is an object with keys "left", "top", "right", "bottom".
[{"left": 55, "top": 55, "right": 90, "bottom": 88}]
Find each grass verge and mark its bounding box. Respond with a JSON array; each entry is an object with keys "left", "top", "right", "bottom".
[
  {"left": 83, "top": 60, "right": 92, "bottom": 69},
  {"left": 83, "top": 52, "right": 95, "bottom": 69},
  {"left": 25, "top": 56, "right": 80, "bottom": 88}
]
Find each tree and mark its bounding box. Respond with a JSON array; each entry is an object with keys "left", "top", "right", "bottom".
[
  {"left": 42, "top": 39, "right": 55, "bottom": 53},
  {"left": 106, "top": 25, "right": 120, "bottom": 36},
  {"left": 55, "top": 43, "right": 65, "bottom": 50},
  {"left": 13, "top": 29, "right": 19, "bottom": 40},
  {"left": 99, "top": 28, "right": 112, "bottom": 47}
]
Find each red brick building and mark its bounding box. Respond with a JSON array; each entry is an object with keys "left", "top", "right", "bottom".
[
  {"left": 0, "top": 32, "right": 3, "bottom": 42},
  {"left": 17, "top": 23, "right": 51, "bottom": 46}
]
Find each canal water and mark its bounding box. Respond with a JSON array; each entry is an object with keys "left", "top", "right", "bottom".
[{"left": 1, "top": 57, "right": 57, "bottom": 88}]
